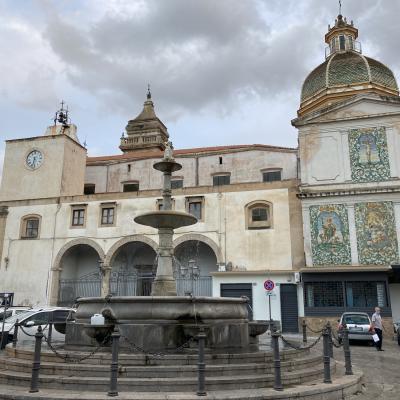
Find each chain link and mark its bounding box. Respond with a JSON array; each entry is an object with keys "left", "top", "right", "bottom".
[
  {"left": 42, "top": 333, "right": 109, "bottom": 363},
  {"left": 121, "top": 334, "right": 195, "bottom": 358},
  {"left": 280, "top": 332, "right": 323, "bottom": 351},
  {"left": 19, "top": 324, "right": 49, "bottom": 337},
  {"left": 305, "top": 324, "right": 324, "bottom": 334}
]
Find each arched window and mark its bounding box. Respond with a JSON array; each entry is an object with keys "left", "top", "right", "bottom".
[
  {"left": 20, "top": 214, "right": 41, "bottom": 239},
  {"left": 245, "top": 201, "right": 272, "bottom": 230}
]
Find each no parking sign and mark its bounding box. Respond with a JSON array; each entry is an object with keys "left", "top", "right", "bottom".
[{"left": 264, "top": 279, "right": 275, "bottom": 291}]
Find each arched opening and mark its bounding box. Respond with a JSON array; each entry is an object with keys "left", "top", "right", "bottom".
[
  {"left": 109, "top": 242, "right": 157, "bottom": 296},
  {"left": 174, "top": 240, "right": 218, "bottom": 296},
  {"left": 58, "top": 244, "right": 102, "bottom": 306}
]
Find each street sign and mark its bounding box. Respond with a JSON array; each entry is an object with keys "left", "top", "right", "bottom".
[
  {"left": 264, "top": 279, "right": 275, "bottom": 291},
  {"left": 265, "top": 292, "right": 276, "bottom": 297}
]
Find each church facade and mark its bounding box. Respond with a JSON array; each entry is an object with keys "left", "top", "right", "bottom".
[{"left": 1, "top": 13, "right": 399, "bottom": 332}]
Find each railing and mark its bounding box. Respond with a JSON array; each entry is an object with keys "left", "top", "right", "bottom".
[{"left": 325, "top": 40, "right": 362, "bottom": 58}]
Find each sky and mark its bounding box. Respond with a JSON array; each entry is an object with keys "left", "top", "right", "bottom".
[{"left": 0, "top": 0, "right": 399, "bottom": 178}]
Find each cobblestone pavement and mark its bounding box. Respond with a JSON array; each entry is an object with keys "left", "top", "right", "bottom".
[{"left": 334, "top": 336, "right": 400, "bottom": 400}]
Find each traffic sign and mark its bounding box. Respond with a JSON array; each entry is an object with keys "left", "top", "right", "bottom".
[{"left": 264, "top": 279, "right": 275, "bottom": 291}]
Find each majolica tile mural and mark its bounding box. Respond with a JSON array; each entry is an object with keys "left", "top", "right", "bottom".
[
  {"left": 355, "top": 202, "right": 399, "bottom": 265},
  {"left": 310, "top": 205, "right": 351, "bottom": 265},
  {"left": 348, "top": 127, "right": 390, "bottom": 183}
]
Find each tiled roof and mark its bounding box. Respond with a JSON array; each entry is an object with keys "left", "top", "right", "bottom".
[{"left": 86, "top": 144, "right": 297, "bottom": 164}]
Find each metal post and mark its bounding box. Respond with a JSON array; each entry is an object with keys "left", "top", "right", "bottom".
[
  {"left": 343, "top": 326, "right": 353, "bottom": 375},
  {"left": 302, "top": 319, "right": 307, "bottom": 345},
  {"left": 271, "top": 330, "right": 283, "bottom": 391},
  {"left": 326, "top": 321, "right": 333, "bottom": 358},
  {"left": 12, "top": 320, "right": 19, "bottom": 348},
  {"left": 322, "top": 328, "right": 332, "bottom": 384},
  {"left": 196, "top": 326, "right": 207, "bottom": 396},
  {"left": 108, "top": 327, "right": 120, "bottom": 397},
  {"left": 29, "top": 326, "right": 43, "bottom": 393},
  {"left": 0, "top": 293, "right": 9, "bottom": 350},
  {"left": 47, "top": 323, "right": 53, "bottom": 346}
]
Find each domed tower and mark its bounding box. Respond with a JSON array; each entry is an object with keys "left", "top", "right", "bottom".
[{"left": 299, "top": 14, "right": 399, "bottom": 116}]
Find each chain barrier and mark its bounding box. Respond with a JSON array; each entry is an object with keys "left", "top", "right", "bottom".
[
  {"left": 121, "top": 334, "right": 195, "bottom": 358},
  {"left": 280, "top": 332, "right": 323, "bottom": 351},
  {"left": 19, "top": 325, "right": 49, "bottom": 338},
  {"left": 331, "top": 330, "right": 343, "bottom": 348},
  {"left": 42, "top": 333, "right": 109, "bottom": 364},
  {"left": 305, "top": 324, "right": 324, "bottom": 334}
]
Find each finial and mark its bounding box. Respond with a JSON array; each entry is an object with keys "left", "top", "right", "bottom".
[
  {"left": 147, "top": 84, "right": 151, "bottom": 100},
  {"left": 339, "top": 0, "right": 342, "bottom": 15}
]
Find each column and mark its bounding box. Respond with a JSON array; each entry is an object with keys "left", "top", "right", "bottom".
[
  {"left": 393, "top": 202, "right": 400, "bottom": 258},
  {"left": 0, "top": 206, "right": 8, "bottom": 269},
  {"left": 302, "top": 204, "right": 313, "bottom": 266},
  {"left": 347, "top": 204, "right": 359, "bottom": 265}
]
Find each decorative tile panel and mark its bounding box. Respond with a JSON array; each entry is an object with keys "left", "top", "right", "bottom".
[
  {"left": 355, "top": 202, "right": 399, "bottom": 265},
  {"left": 310, "top": 205, "right": 351, "bottom": 265},
  {"left": 348, "top": 127, "right": 390, "bottom": 183}
]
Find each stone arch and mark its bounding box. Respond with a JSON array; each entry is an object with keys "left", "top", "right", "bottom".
[
  {"left": 104, "top": 235, "right": 158, "bottom": 266},
  {"left": 49, "top": 238, "right": 105, "bottom": 306},
  {"left": 173, "top": 234, "right": 222, "bottom": 264}
]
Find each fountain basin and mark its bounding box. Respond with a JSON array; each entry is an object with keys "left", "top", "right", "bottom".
[
  {"left": 153, "top": 160, "right": 182, "bottom": 173},
  {"left": 134, "top": 211, "right": 197, "bottom": 229},
  {"left": 83, "top": 324, "right": 114, "bottom": 344},
  {"left": 66, "top": 296, "right": 250, "bottom": 351}
]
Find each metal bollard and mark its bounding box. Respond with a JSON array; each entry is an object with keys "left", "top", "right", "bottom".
[
  {"left": 12, "top": 320, "right": 19, "bottom": 348},
  {"left": 302, "top": 319, "right": 307, "bottom": 345},
  {"left": 108, "top": 327, "right": 120, "bottom": 397},
  {"left": 343, "top": 326, "right": 353, "bottom": 375},
  {"left": 29, "top": 326, "right": 43, "bottom": 393},
  {"left": 326, "top": 321, "right": 334, "bottom": 358},
  {"left": 271, "top": 330, "right": 283, "bottom": 391},
  {"left": 322, "top": 328, "right": 332, "bottom": 384},
  {"left": 196, "top": 326, "right": 207, "bottom": 396}
]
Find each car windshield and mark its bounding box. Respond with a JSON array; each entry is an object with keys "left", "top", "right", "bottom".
[
  {"left": 4, "top": 310, "right": 36, "bottom": 324},
  {"left": 343, "top": 315, "right": 370, "bottom": 324}
]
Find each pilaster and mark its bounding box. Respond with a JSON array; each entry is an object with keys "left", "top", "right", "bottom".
[{"left": 346, "top": 204, "right": 359, "bottom": 265}]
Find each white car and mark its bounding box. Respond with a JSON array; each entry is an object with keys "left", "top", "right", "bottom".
[
  {"left": 0, "top": 307, "right": 31, "bottom": 322},
  {"left": 0, "top": 307, "right": 75, "bottom": 347},
  {"left": 337, "top": 312, "right": 373, "bottom": 343}
]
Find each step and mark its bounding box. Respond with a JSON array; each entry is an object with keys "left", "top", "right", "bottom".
[
  {"left": 0, "top": 362, "right": 334, "bottom": 392},
  {"left": 0, "top": 353, "right": 323, "bottom": 378},
  {"left": 0, "top": 365, "right": 362, "bottom": 399}
]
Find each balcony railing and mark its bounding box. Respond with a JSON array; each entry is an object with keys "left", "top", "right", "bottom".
[{"left": 325, "top": 40, "right": 362, "bottom": 58}]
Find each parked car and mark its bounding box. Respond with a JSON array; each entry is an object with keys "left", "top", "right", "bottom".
[
  {"left": 337, "top": 312, "right": 373, "bottom": 343},
  {"left": 0, "top": 307, "right": 75, "bottom": 347},
  {"left": 393, "top": 319, "right": 400, "bottom": 345},
  {"left": 0, "top": 306, "right": 31, "bottom": 322}
]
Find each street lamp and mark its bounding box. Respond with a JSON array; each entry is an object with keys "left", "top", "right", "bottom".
[
  {"left": 180, "top": 259, "right": 200, "bottom": 296},
  {"left": 1, "top": 293, "right": 10, "bottom": 349}
]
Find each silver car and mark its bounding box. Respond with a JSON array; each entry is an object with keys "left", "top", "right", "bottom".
[{"left": 337, "top": 312, "right": 373, "bottom": 343}]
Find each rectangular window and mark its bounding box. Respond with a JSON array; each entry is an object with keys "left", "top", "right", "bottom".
[
  {"left": 263, "top": 170, "right": 282, "bottom": 182},
  {"left": 123, "top": 183, "right": 139, "bottom": 192},
  {"left": 186, "top": 196, "right": 204, "bottom": 221},
  {"left": 251, "top": 208, "right": 268, "bottom": 222},
  {"left": 84, "top": 184, "right": 95, "bottom": 195},
  {"left": 339, "top": 35, "right": 346, "bottom": 50},
  {"left": 25, "top": 219, "right": 39, "bottom": 238},
  {"left": 345, "top": 281, "right": 387, "bottom": 308},
  {"left": 72, "top": 209, "right": 85, "bottom": 226},
  {"left": 171, "top": 179, "right": 183, "bottom": 189},
  {"left": 213, "top": 175, "right": 230, "bottom": 186},
  {"left": 304, "top": 282, "right": 344, "bottom": 307},
  {"left": 101, "top": 208, "right": 114, "bottom": 225}
]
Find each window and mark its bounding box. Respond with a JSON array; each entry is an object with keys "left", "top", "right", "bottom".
[
  {"left": 127, "top": 164, "right": 131, "bottom": 172},
  {"left": 219, "top": 157, "right": 223, "bottom": 165},
  {"left": 304, "top": 282, "right": 344, "bottom": 308},
  {"left": 70, "top": 204, "right": 87, "bottom": 228},
  {"left": 20, "top": 215, "right": 41, "bottom": 239},
  {"left": 156, "top": 198, "right": 175, "bottom": 210},
  {"left": 84, "top": 184, "right": 95, "bottom": 195},
  {"left": 345, "top": 281, "right": 387, "bottom": 308},
  {"left": 348, "top": 35, "right": 354, "bottom": 50},
  {"left": 339, "top": 35, "right": 346, "bottom": 50},
  {"left": 245, "top": 201, "right": 272, "bottom": 229},
  {"left": 262, "top": 170, "right": 282, "bottom": 182},
  {"left": 186, "top": 196, "right": 204, "bottom": 221},
  {"left": 123, "top": 182, "right": 139, "bottom": 192},
  {"left": 171, "top": 179, "right": 183, "bottom": 189},
  {"left": 213, "top": 174, "right": 230, "bottom": 186},
  {"left": 24, "top": 312, "right": 50, "bottom": 326},
  {"left": 102, "top": 208, "right": 114, "bottom": 225}
]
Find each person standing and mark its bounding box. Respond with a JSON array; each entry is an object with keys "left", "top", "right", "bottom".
[{"left": 371, "top": 307, "right": 384, "bottom": 351}]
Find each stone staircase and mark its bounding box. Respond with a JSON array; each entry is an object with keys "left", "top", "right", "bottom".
[{"left": 0, "top": 343, "right": 362, "bottom": 399}]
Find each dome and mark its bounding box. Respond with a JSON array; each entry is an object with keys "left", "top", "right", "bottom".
[{"left": 301, "top": 52, "right": 398, "bottom": 102}]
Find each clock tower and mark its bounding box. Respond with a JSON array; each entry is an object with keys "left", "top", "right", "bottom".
[{"left": 0, "top": 104, "right": 87, "bottom": 201}]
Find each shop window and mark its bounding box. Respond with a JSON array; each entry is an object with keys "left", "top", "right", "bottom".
[
  {"left": 186, "top": 196, "right": 204, "bottom": 221},
  {"left": 213, "top": 174, "right": 230, "bottom": 186},
  {"left": 262, "top": 170, "right": 282, "bottom": 182},
  {"left": 345, "top": 281, "right": 387, "bottom": 308},
  {"left": 304, "top": 282, "right": 344, "bottom": 307},
  {"left": 84, "top": 184, "right": 95, "bottom": 195},
  {"left": 20, "top": 215, "right": 41, "bottom": 239},
  {"left": 123, "top": 182, "right": 139, "bottom": 192},
  {"left": 245, "top": 201, "right": 272, "bottom": 229},
  {"left": 99, "top": 203, "right": 116, "bottom": 226}
]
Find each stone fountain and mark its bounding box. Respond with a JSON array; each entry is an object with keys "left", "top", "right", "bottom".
[{"left": 65, "top": 142, "right": 261, "bottom": 351}]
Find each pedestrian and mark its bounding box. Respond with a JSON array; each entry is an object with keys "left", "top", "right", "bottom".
[{"left": 371, "top": 306, "right": 384, "bottom": 351}]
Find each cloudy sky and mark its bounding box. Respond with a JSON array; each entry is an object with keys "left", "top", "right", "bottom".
[{"left": 0, "top": 0, "right": 399, "bottom": 177}]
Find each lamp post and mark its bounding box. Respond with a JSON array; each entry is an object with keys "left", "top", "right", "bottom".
[
  {"left": 180, "top": 259, "right": 200, "bottom": 296},
  {"left": 1, "top": 293, "right": 10, "bottom": 349}
]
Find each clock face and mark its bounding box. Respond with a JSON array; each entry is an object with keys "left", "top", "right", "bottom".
[{"left": 26, "top": 150, "right": 43, "bottom": 170}]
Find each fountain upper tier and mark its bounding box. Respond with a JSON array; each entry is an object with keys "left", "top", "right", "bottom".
[{"left": 135, "top": 210, "right": 197, "bottom": 229}]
